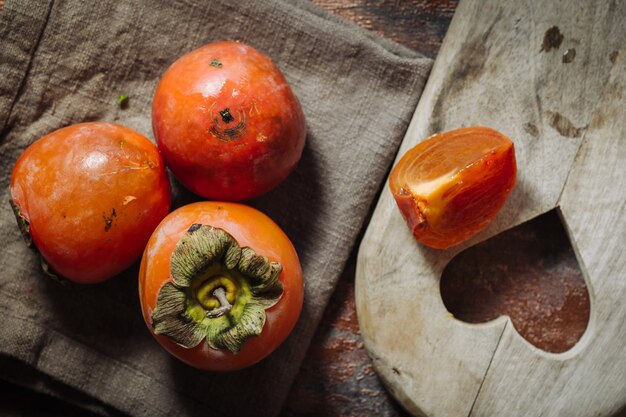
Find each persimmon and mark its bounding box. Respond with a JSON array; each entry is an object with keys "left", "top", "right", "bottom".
[
  {"left": 389, "top": 126, "right": 516, "bottom": 249},
  {"left": 152, "top": 41, "right": 306, "bottom": 201},
  {"left": 9, "top": 122, "right": 171, "bottom": 283},
  {"left": 138, "top": 201, "right": 303, "bottom": 371}
]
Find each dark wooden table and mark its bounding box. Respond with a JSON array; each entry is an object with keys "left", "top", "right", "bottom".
[{"left": 282, "top": 2, "right": 457, "bottom": 416}]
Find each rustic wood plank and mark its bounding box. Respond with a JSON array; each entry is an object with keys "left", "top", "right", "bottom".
[
  {"left": 311, "top": 0, "right": 458, "bottom": 58},
  {"left": 469, "top": 44, "right": 626, "bottom": 417},
  {"left": 356, "top": 0, "right": 625, "bottom": 415}
]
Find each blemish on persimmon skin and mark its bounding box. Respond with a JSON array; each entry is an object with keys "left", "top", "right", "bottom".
[
  {"left": 103, "top": 208, "right": 117, "bottom": 232},
  {"left": 219, "top": 108, "right": 235, "bottom": 123},
  {"left": 209, "top": 58, "right": 223, "bottom": 68},
  {"left": 249, "top": 101, "right": 260, "bottom": 116},
  {"left": 209, "top": 108, "right": 247, "bottom": 142}
]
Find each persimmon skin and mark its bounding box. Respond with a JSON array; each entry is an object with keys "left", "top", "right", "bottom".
[
  {"left": 10, "top": 122, "right": 172, "bottom": 283},
  {"left": 389, "top": 127, "right": 517, "bottom": 249},
  {"left": 152, "top": 41, "right": 306, "bottom": 201},
  {"left": 138, "top": 202, "right": 304, "bottom": 371}
]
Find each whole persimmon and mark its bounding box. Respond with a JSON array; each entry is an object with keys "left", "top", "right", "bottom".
[
  {"left": 152, "top": 41, "right": 306, "bottom": 201},
  {"left": 389, "top": 126, "right": 516, "bottom": 249},
  {"left": 10, "top": 122, "right": 171, "bottom": 283},
  {"left": 139, "top": 201, "right": 303, "bottom": 371}
]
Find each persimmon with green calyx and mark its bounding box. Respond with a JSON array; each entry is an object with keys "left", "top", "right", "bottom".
[
  {"left": 152, "top": 40, "right": 306, "bottom": 201},
  {"left": 389, "top": 126, "right": 516, "bottom": 249},
  {"left": 9, "top": 122, "right": 171, "bottom": 284},
  {"left": 139, "top": 201, "right": 303, "bottom": 371}
]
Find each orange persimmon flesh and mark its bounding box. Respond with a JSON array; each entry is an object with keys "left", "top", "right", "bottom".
[{"left": 389, "top": 126, "right": 516, "bottom": 249}]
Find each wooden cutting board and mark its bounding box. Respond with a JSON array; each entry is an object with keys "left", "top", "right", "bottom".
[{"left": 355, "top": 0, "right": 626, "bottom": 416}]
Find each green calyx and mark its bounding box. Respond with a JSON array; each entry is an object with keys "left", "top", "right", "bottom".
[{"left": 151, "top": 224, "right": 283, "bottom": 353}]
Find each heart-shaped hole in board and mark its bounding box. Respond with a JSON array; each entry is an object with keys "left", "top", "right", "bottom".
[{"left": 440, "top": 209, "right": 590, "bottom": 353}]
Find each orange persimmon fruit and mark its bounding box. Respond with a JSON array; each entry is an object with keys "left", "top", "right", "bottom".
[
  {"left": 389, "top": 126, "right": 516, "bottom": 249},
  {"left": 152, "top": 41, "right": 306, "bottom": 201},
  {"left": 10, "top": 122, "right": 171, "bottom": 283},
  {"left": 139, "top": 201, "right": 303, "bottom": 370}
]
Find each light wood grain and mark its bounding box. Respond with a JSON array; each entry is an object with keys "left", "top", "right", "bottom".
[
  {"left": 469, "top": 43, "right": 626, "bottom": 416},
  {"left": 356, "top": 0, "right": 625, "bottom": 415}
]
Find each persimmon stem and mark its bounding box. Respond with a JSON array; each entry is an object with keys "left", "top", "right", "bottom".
[{"left": 206, "top": 287, "right": 233, "bottom": 318}]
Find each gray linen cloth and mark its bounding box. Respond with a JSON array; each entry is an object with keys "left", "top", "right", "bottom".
[{"left": 0, "top": 0, "right": 431, "bottom": 416}]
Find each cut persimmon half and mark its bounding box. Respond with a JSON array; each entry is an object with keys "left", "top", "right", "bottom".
[{"left": 389, "top": 126, "right": 517, "bottom": 249}]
